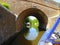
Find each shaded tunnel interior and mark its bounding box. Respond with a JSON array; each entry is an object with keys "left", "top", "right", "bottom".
[{"left": 16, "top": 8, "right": 48, "bottom": 32}]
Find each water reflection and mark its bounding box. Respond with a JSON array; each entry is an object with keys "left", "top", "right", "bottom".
[{"left": 24, "top": 27, "right": 39, "bottom": 40}]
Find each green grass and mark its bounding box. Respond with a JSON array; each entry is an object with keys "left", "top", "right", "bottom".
[{"left": 29, "top": 16, "right": 39, "bottom": 32}]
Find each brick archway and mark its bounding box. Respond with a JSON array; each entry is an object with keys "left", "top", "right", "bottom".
[{"left": 16, "top": 8, "right": 48, "bottom": 32}]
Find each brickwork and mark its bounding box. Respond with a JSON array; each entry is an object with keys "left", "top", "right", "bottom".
[{"left": 0, "top": 5, "right": 16, "bottom": 44}]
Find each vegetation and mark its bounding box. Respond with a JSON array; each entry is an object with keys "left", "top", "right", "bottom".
[{"left": 0, "top": 2, "right": 10, "bottom": 9}]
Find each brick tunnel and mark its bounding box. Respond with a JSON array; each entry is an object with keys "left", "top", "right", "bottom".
[{"left": 0, "top": 5, "right": 48, "bottom": 45}]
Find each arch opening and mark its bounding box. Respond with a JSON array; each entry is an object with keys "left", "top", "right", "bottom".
[
  {"left": 16, "top": 8, "right": 48, "bottom": 32},
  {"left": 23, "top": 16, "right": 39, "bottom": 40}
]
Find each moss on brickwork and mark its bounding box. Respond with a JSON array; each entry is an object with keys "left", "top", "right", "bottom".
[{"left": 0, "top": 2, "right": 10, "bottom": 9}]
